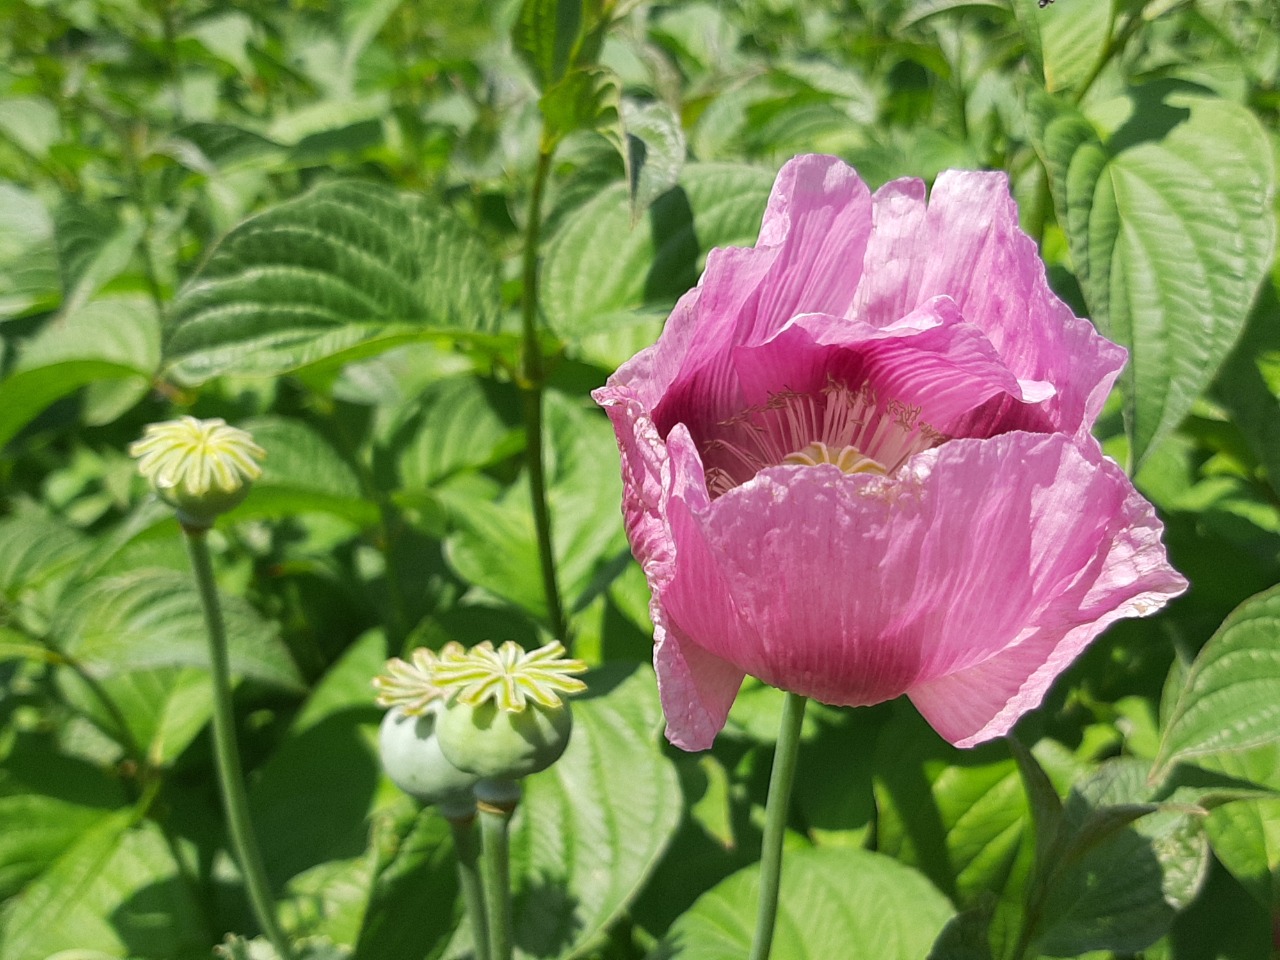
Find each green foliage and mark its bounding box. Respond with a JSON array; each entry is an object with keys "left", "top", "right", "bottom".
[
  {"left": 650, "top": 847, "right": 954, "bottom": 959},
  {"left": 1032, "top": 85, "right": 1276, "bottom": 467},
  {"left": 1152, "top": 586, "right": 1280, "bottom": 780},
  {"left": 166, "top": 181, "right": 502, "bottom": 384}
]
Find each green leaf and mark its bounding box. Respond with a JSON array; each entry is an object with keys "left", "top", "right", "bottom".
[
  {"left": 542, "top": 163, "right": 774, "bottom": 341},
  {"left": 0, "top": 812, "right": 207, "bottom": 960},
  {"left": 166, "top": 181, "right": 501, "bottom": 384},
  {"left": 53, "top": 198, "right": 147, "bottom": 317},
  {"left": 0, "top": 738, "right": 127, "bottom": 902},
  {"left": 1200, "top": 743, "right": 1280, "bottom": 912},
  {"left": 1019, "top": 757, "right": 1211, "bottom": 958},
  {"left": 875, "top": 711, "right": 1032, "bottom": 904},
  {"left": 1152, "top": 585, "right": 1280, "bottom": 780},
  {"left": 1032, "top": 85, "right": 1277, "bottom": 466},
  {"left": 540, "top": 66, "right": 623, "bottom": 151},
  {"left": 0, "top": 183, "right": 59, "bottom": 320},
  {"left": 513, "top": 0, "right": 584, "bottom": 90},
  {"left": 249, "top": 632, "right": 386, "bottom": 892},
  {"left": 353, "top": 806, "right": 458, "bottom": 960},
  {"left": 926, "top": 901, "right": 996, "bottom": 960},
  {"left": 1029, "top": 0, "right": 1112, "bottom": 94},
  {"left": 441, "top": 392, "right": 628, "bottom": 622},
  {"left": 0, "top": 513, "right": 92, "bottom": 602},
  {"left": 506, "top": 662, "right": 683, "bottom": 959},
  {"left": 1214, "top": 266, "right": 1280, "bottom": 499},
  {"left": 228, "top": 416, "right": 376, "bottom": 525},
  {"left": 622, "top": 99, "right": 687, "bottom": 223},
  {"left": 648, "top": 847, "right": 954, "bottom": 960},
  {"left": 92, "top": 667, "right": 215, "bottom": 766},
  {"left": 50, "top": 568, "right": 303, "bottom": 691},
  {"left": 0, "top": 96, "right": 60, "bottom": 159},
  {"left": 394, "top": 376, "right": 522, "bottom": 491},
  {"left": 0, "top": 297, "right": 161, "bottom": 450}
]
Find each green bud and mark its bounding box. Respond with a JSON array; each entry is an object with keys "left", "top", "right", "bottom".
[
  {"left": 378, "top": 706, "right": 478, "bottom": 809},
  {"left": 435, "top": 697, "right": 573, "bottom": 781}
]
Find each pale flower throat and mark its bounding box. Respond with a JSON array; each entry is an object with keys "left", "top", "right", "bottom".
[{"left": 701, "top": 378, "right": 945, "bottom": 497}]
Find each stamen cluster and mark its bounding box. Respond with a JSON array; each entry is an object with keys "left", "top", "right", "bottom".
[{"left": 702, "top": 378, "right": 944, "bottom": 497}]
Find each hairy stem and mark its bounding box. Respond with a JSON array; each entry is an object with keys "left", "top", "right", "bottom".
[
  {"left": 747, "top": 691, "right": 808, "bottom": 960},
  {"left": 183, "top": 529, "right": 295, "bottom": 960}
]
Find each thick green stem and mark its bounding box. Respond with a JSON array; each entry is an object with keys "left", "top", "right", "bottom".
[
  {"left": 478, "top": 803, "right": 515, "bottom": 960},
  {"left": 747, "top": 692, "right": 808, "bottom": 960},
  {"left": 183, "top": 529, "right": 296, "bottom": 960},
  {"left": 518, "top": 144, "right": 567, "bottom": 643},
  {"left": 450, "top": 815, "right": 491, "bottom": 960}
]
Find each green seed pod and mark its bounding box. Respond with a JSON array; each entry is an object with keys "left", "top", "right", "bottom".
[
  {"left": 435, "top": 697, "right": 573, "bottom": 781},
  {"left": 129, "top": 417, "right": 266, "bottom": 528},
  {"left": 378, "top": 706, "right": 478, "bottom": 808}
]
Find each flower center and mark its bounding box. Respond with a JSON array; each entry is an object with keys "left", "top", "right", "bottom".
[
  {"left": 701, "top": 377, "right": 944, "bottom": 497},
  {"left": 782, "top": 441, "right": 886, "bottom": 474}
]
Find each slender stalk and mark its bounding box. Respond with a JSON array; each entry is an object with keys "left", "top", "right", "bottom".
[
  {"left": 478, "top": 802, "right": 515, "bottom": 960},
  {"left": 183, "top": 528, "right": 296, "bottom": 960},
  {"left": 449, "top": 814, "right": 491, "bottom": 960},
  {"left": 747, "top": 692, "right": 808, "bottom": 960},
  {"left": 518, "top": 144, "right": 568, "bottom": 644}
]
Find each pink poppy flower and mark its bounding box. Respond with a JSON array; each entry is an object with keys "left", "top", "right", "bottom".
[{"left": 593, "top": 154, "right": 1187, "bottom": 751}]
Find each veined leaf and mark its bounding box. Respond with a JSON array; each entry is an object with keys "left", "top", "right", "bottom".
[
  {"left": 230, "top": 416, "right": 376, "bottom": 525},
  {"left": 648, "top": 847, "right": 953, "bottom": 960},
  {"left": 0, "top": 812, "right": 206, "bottom": 960},
  {"left": 542, "top": 163, "right": 774, "bottom": 341},
  {"left": 540, "top": 66, "right": 623, "bottom": 152},
  {"left": 165, "top": 180, "right": 500, "bottom": 384},
  {"left": 53, "top": 198, "right": 147, "bottom": 317},
  {"left": 622, "top": 99, "right": 687, "bottom": 223},
  {"left": 50, "top": 568, "right": 303, "bottom": 691},
  {"left": 1032, "top": 85, "right": 1276, "bottom": 467},
  {"left": 513, "top": 0, "right": 585, "bottom": 91},
  {"left": 0, "top": 297, "right": 160, "bottom": 451},
  {"left": 441, "top": 392, "right": 627, "bottom": 623},
  {"left": 1152, "top": 585, "right": 1280, "bottom": 780}
]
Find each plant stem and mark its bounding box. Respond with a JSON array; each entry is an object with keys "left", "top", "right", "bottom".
[
  {"left": 747, "top": 691, "right": 808, "bottom": 960},
  {"left": 450, "top": 814, "right": 491, "bottom": 960},
  {"left": 478, "top": 801, "right": 516, "bottom": 960},
  {"left": 183, "top": 528, "right": 296, "bottom": 960},
  {"left": 518, "top": 144, "right": 568, "bottom": 644}
]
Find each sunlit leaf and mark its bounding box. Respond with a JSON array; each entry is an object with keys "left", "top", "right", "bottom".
[
  {"left": 53, "top": 198, "right": 147, "bottom": 317},
  {"left": 166, "top": 181, "right": 500, "bottom": 384},
  {"left": 0, "top": 812, "right": 206, "bottom": 960},
  {"left": 1032, "top": 85, "right": 1276, "bottom": 466},
  {"left": 622, "top": 99, "right": 687, "bottom": 222},
  {"left": 649, "top": 847, "right": 954, "bottom": 960},
  {"left": 542, "top": 163, "right": 774, "bottom": 341},
  {"left": 0, "top": 297, "right": 160, "bottom": 450},
  {"left": 51, "top": 568, "right": 303, "bottom": 691},
  {"left": 1153, "top": 585, "right": 1280, "bottom": 780}
]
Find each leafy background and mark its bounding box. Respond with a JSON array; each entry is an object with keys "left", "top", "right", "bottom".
[{"left": 1, "top": 0, "right": 1278, "bottom": 958}]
